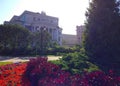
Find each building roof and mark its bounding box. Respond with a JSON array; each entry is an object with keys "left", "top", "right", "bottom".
[
  {"left": 21, "top": 10, "right": 58, "bottom": 20},
  {"left": 10, "top": 15, "right": 19, "bottom": 21}
]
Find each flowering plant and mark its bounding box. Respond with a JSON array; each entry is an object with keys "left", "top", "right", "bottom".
[
  {"left": 22, "top": 57, "right": 120, "bottom": 86},
  {"left": 0, "top": 57, "right": 120, "bottom": 86},
  {"left": 0, "top": 62, "right": 26, "bottom": 86}
]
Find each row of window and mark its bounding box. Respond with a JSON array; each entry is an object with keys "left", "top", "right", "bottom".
[
  {"left": 33, "top": 17, "right": 57, "bottom": 24},
  {"left": 25, "top": 25, "right": 61, "bottom": 35}
]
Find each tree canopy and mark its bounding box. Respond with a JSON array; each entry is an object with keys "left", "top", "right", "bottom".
[
  {"left": 0, "top": 24, "right": 52, "bottom": 56},
  {"left": 0, "top": 24, "right": 30, "bottom": 55},
  {"left": 85, "top": 0, "right": 120, "bottom": 73}
]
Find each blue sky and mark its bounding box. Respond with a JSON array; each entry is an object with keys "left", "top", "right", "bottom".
[{"left": 0, "top": 0, "right": 89, "bottom": 34}]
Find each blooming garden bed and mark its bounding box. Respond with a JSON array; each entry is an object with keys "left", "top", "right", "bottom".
[
  {"left": 0, "top": 57, "right": 120, "bottom": 86},
  {"left": 0, "top": 62, "right": 27, "bottom": 86}
]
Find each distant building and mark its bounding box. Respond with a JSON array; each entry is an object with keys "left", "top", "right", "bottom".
[
  {"left": 4, "top": 10, "right": 62, "bottom": 45},
  {"left": 76, "top": 25, "right": 85, "bottom": 45},
  {"left": 62, "top": 34, "right": 77, "bottom": 47}
]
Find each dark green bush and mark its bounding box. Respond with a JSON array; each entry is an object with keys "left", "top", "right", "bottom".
[{"left": 50, "top": 52, "right": 99, "bottom": 75}]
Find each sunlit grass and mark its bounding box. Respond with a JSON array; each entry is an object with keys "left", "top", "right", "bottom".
[{"left": 0, "top": 62, "right": 13, "bottom": 66}]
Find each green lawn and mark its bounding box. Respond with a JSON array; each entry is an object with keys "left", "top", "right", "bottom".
[{"left": 0, "top": 62, "right": 13, "bottom": 66}]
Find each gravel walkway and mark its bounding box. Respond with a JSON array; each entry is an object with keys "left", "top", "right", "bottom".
[{"left": 0, "top": 56, "right": 62, "bottom": 63}]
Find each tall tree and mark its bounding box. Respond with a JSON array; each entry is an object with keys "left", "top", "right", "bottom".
[
  {"left": 30, "top": 27, "right": 52, "bottom": 55},
  {"left": 0, "top": 24, "right": 30, "bottom": 55},
  {"left": 85, "top": 0, "right": 120, "bottom": 73}
]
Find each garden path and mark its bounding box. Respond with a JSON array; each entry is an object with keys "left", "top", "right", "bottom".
[{"left": 0, "top": 56, "right": 62, "bottom": 63}]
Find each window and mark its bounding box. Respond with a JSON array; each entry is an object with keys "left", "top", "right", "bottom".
[
  {"left": 33, "top": 17, "right": 36, "bottom": 21},
  {"left": 35, "top": 26, "right": 39, "bottom": 31},
  {"left": 38, "top": 18, "right": 40, "bottom": 21},
  {"left": 51, "top": 20, "right": 53, "bottom": 23}
]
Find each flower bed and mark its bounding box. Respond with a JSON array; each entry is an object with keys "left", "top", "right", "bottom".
[
  {"left": 23, "top": 57, "right": 120, "bottom": 86},
  {"left": 0, "top": 57, "right": 120, "bottom": 86},
  {"left": 0, "top": 62, "right": 27, "bottom": 86}
]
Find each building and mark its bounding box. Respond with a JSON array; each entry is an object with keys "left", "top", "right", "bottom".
[
  {"left": 76, "top": 25, "right": 85, "bottom": 45},
  {"left": 4, "top": 10, "right": 62, "bottom": 45},
  {"left": 62, "top": 34, "right": 77, "bottom": 47}
]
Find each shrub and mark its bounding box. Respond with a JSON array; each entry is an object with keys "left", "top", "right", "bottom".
[
  {"left": 51, "top": 52, "right": 99, "bottom": 74},
  {"left": 22, "top": 57, "right": 120, "bottom": 86},
  {"left": 83, "top": 70, "right": 120, "bottom": 86},
  {"left": 22, "top": 57, "right": 71, "bottom": 86},
  {"left": 1, "top": 57, "right": 119, "bottom": 85}
]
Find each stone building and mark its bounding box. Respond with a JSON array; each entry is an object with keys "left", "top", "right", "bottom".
[
  {"left": 4, "top": 10, "right": 62, "bottom": 45},
  {"left": 76, "top": 25, "right": 85, "bottom": 45},
  {"left": 62, "top": 34, "right": 77, "bottom": 47}
]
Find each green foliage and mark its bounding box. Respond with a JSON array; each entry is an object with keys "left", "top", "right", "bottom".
[
  {"left": 85, "top": 0, "right": 120, "bottom": 73},
  {"left": 0, "top": 24, "right": 52, "bottom": 56},
  {"left": 30, "top": 28, "right": 52, "bottom": 55},
  {"left": 47, "top": 46, "right": 69, "bottom": 55},
  {"left": 0, "top": 24, "right": 30, "bottom": 55},
  {"left": 50, "top": 52, "right": 99, "bottom": 75},
  {"left": 49, "top": 60, "right": 61, "bottom": 65},
  {"left": 47, "top": 44, "right": 83, "bottom": 56}
]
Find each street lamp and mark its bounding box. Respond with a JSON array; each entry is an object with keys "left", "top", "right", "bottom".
[{"left": 40, "top": 26, "right": 46, "bottom": 55}]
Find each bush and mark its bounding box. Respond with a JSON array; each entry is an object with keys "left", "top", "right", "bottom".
[
  {"left": 22, "top": 57, "right": 71, "bottom": 86},
  {"left": 51, "top": 52, "right": 99, "bottom": 74},
  {"left": 22, "top": 57, "right": 120, "bottom": 86}
]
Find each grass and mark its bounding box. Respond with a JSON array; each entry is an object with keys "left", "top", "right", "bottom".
[{"left": 0, "top": 62, "right": 13, "bottom": 66}]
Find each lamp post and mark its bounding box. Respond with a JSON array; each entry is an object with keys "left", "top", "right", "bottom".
[{"left": 40, "top": 26, "right": 46, "bottom": 55}]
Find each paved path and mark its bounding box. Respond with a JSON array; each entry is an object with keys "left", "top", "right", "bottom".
[{"left": 0, "top": 56, "right": 62, "bottom": 63}]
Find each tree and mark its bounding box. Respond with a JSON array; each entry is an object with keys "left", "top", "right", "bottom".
[
  {"left": 0, "top": 24, "right": 30, "bottom": 55},
  {"left": 11, "top": 25, "right": 30, "bottom": 50},
  {"left": 30, "top": 27, "right": 52, "bottom": 55},
  {"left": 85, "top": 0, "right": 120, "bottom": 73},
  {"left": 40, "top": 28, "right": 52, "bottom": 53}
]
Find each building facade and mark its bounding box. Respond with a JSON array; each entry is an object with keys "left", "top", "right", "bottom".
[
  {"left": 62, "top": 34, "right": 77, "bottom": 47},
  {"left": 4, "top": 10, "right": 62, "bottom": 45},
  {"left": 76, "top": 25, "right": 85, "bottom": 45}
]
